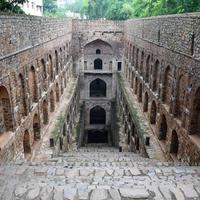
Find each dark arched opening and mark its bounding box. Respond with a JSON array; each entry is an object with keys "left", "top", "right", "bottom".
[
  {"left": 143, "top": 92, "right": 148, "bottom": 112},
  {"left": 33, "top": 114, "right": 40, "bottom": 140},
  {"left": 162, "top": 66, "right": 172, "bottom": 105},
  {"left": 190, "top": 88, "right": 200, "bottom": 135},
  {"left": 49, "top": 55, "right": 54, "bottom": 81},
  {"left": 0, "top": 86, "right": 13, "bottom": 133},
  {"left": 158, "top": 115, "right": 167, "bottom": 141},
  {"left": 29, "top": 66, "right": 38, "bottom": 103},
  {"left": 55, "top": 50, "right": 59, "bottom": 75},
  {"left": 145, "top": 55, "right": 150, "bottom": 83},
  {"left": 19, "top": 74, "right": 28, "bottom": 117},
  {"left": 90, "top": 106, "right": 106, "bottom": 124},
  {"left": 96, "top": 49, "right": 101, "bottom": 54},
  {"left": 138, "top": 83, "right": 142, "bottom": 102},
  {"left": 153, "top": 60, "right": 159, "bottom": 92},
  {"left": 150, "top": 101, "right": 157, "bottom": 124},
  {"left": 41, "top": 59, "right": 47, "bottom": 79},
  {"left": 94, "top": 58, "right": 103, "bottom": 70},
  {"left": 23, "top": 130, "right": 31, "bottom": 154},
  {"left": 90, "top": 78, "right": 106, "bottom": 97},
  {"left": 50, "top": 90, "right": 55, "bottom": 112},
  {"left": 43, "top": 100, "right": 48, "bottom": 125},
  {"left": 170, "top": 130, "right": 179, "bottom": 155},
  {"left": 56, "top": 83, "right": 60, "bottom": 102}
]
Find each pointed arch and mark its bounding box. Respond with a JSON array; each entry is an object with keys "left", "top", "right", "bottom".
[
  {"left": 23, "top": 130, "right": 31, "bottom": 154},
  {"left": 56, "top": 83, "right": 60, "bottom": 102},
  {"left": 134, "top": 77, "right": 138, "bottom": 95},
  {"left": 90, "top": 78, "right": 106, "bottom": 97},
  {"left": 170, "top": 130, "right": 179, "bottom": 155},
  {"left": 41, "top": 59, "right": 47, "bottom": 79},
  {"left": 50, "top": 90, "right": 55, "bottom": 112},
  {"left": 143, "top": 92, "right": 148, "bottom": 112},
  {"left": 90, "top": 106, "right": 106, "bottom": 124},
  {"left": 33, "top": 114, "right": 40, "bottom": 140},
  {"left": 150, "top": 101, "right": 157, "bottom": 124},
  {"left": 0, "top": 86, "right": 13, "bottom": 133},
  {"left": 55, "top": 50, "right": 59, "bottom": 75},
  {"left": 158, "top": 115, "right": 168, "bottom": 141},
  {"left": 49, "top": 55, "right": 54, "bottom": 81},
  {"left": 190, "top": 87, "right": 200, "bottom": 135},
  {"left": 94, "top": 58, "right": 103, "bottom": 70},
  {"left": 140, "top": 51, "right": 144, "bottom": 76},
  {"left": 19, "top": 74, "right": 27, "bottom": 117},
  {"left": 96, "top": 49, "right": 101, "bottom": 54},
  {"left": 176, "top": 75, "right": 186, "bottom": 118},
  {"left": 145, "top": 55, "right": 150, "bottom": 83},
  {"left": 29, "top": 66, "right": 38, "bottom": 103},
  {"left": 162, "top": 65, "right": 172, "bottom": 105},
  {"left": 153, "top": 60, "right": 159, "bottom": 92},
  {"left": 43, "top": 100, "right": 48, "bottom": 125},
  {"left": 138, "top": 83, "right": 142, "bottom": 102}
]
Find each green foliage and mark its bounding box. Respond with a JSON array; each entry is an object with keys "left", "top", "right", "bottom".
[
  {"left": 65, "top": 0, "right": 200, "bottom": 20},
  {"left": 43, "top": 0, "right": 58, "bottom": 16},
  {"left": 0, "top": 0, "right": 26, "bottom": 14},
  {"left": 51, "top": 114, "right": 65, "bottom": 143}
]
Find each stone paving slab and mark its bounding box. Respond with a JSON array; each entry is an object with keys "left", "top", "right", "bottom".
[{"left": 0, "top": 147, "right": 199, "bottom": 199}]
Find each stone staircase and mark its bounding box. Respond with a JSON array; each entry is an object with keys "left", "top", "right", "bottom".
[{"left": 0, "top": 146, "right": 200, "bottom": 200}]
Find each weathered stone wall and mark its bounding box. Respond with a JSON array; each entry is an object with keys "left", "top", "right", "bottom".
[
  {"left": 0, "top": 15, "right": 73, "bottom": 162},
  {"left": 0, "top": 16, "right": 72, "bottom": 58},
  {"left": 125, "top": 13, "right": 200, "bottom": 58},
  {"left": 123, "top": 13, "right": 200, "bottom": 165}
]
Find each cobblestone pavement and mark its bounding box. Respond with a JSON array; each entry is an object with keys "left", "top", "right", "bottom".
[{"left": 0, "top": 146, "right": 200, "bottom": 200}]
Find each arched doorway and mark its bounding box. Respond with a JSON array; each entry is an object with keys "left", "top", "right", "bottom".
[
  {"left": 90, "top": 106, "right": 106, "bottom": 124},
  {"left": 94, "top": 58, "right": 103, "bottom": 70},
  {"left": 60, "top": 48, "right": 63, "bottom": 69},
  {"left": 23, "top": 130, "right": 31, "bottom": 154},
  {"left": 140, "top": 51, "right": 144, "bottom": 76},
  {"left": 96, "top": 49, "right": 101, "bottom": 54},
  {"left": 90, "top": 78, "right": 106, "bottom": 97},
  {"left": 153, "top": 60, "right": 159, "bottom": 92},
  {"left": 55, "top": 50, "right": 59, "bottom": 75},
  {"left": 49, "top": 55, "right": 54, "bottom": 81},
  {"left": 190, "top": 88, "right": 200, "bottom": 135},
  {"left": 50, "top": 90, "right": 55, "bottom": 112},
  {"left": 170, "top": 130, "right": 179, "bottom": 155},
  {"left": 143, "top": 92, "right": 148, "bottom": 112},
  {"left": 150, "top": 101, "right": 157, "bottom": 124},
  {"left": 176, "top": 75, "right": 186, "bottom": 118},
  {"left": 29, "top": 66, "right": 38, "bottom": 103},
  {"left": 56, "top": 83, "right": 60, "bottom": 102},
  {"left": 33, "top": 114, "right": 40, "bottom": 140},
  {"left": 19, "top": 74, "right": 27, "bottom": 117},
  {"left": 158, "top": 115, "right": 167, "bottom": 141},
  {"left": 138, "top": 83, "right": 142, "bottom": 102},
  {"left": 135, "top": 77, "right": 138, "bottom": 95},
  {"left": 145, "top": 55, "right": 150, "bottom": 83},
  {"left": 0, "top": 86, "right": 13, "bottom": 133},
  {"left": 43, "top": 100, "right": 48, "bottom": 125},
  {"left": 162, "top": 66, "right": 172, "bottom": 105},
  {"left": 41, "top": 59, "right": 47, "bottom": 79}
]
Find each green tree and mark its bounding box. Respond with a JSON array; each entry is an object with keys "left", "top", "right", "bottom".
[
  {"left": 43, "top": 0, "right": 58, "bottom": 15},
  {"left": 0, "top": 0, "right": 26, "bottom": 14}
]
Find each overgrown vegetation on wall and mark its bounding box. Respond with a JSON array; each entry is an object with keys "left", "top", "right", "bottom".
[
  {"left": 117, "top": 73, "right": 148, "bottom": 156},
  {"left": 51, "top": 114, "right": 65, "bottom": 144}
]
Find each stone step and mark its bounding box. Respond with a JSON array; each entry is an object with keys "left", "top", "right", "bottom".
[{"left": 0, "top": 164, "right": 200, "bottom": 200}]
